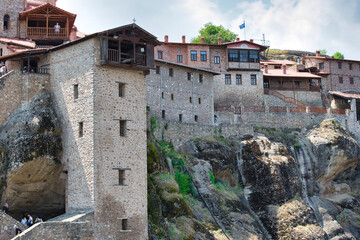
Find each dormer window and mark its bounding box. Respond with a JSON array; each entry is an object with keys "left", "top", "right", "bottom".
[{"left": 3, "top": 15, "right": 9, "bottom": 31}]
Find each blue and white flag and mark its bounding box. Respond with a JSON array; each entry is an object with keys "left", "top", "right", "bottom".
[{"left": 239, "top": 21, "right": 245, "bottom": 29}]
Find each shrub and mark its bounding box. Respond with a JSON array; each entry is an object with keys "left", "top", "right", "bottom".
[
  {"left": 209, "top": 170, "right": 215, "bottom": 184},
  {"left": 175, "top": 170, "right": 192, "bottom": 196},
  {"left": 150, "top": 116, "right": 157, "bottom": 133}
]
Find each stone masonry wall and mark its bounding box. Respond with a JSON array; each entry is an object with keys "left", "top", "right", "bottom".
[
  {"left": 48, "top": 38, "right": 96, "bottom": 212},
  {"left": 0, "top": 0, "right": 25, "bottom": 38},
  {"left": 0, "top": 211, "right": 25, "bottom": 240},
  {"left": 147, "top": 61, "right": 214, "bottom": 125},
  {"left": 0, "top": 70, "right": 50, "bottom": 124},
  {"left": 92, "top": 37, "right": 148, "bottom": 239}
]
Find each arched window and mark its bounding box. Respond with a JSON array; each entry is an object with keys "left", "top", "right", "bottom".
[{"left": 4, "top": 15, "right": 9, "bottom": 31}]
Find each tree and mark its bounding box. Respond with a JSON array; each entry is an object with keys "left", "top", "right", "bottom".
[
  {"left": 320, "top": 49, "right": 327, "bottom": 55},
  {"left": 333, "top": 52, "right": 344, "bottom": 59},
  {"left": 191, "top": 22, "right": 237, "bottom": 44}
]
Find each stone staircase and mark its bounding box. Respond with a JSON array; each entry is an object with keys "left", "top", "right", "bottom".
[
  {"left": 0, "top": 211, "right": 26, "bottom": 240},
  {"left": 12, "top": 210, "right": 94, "bottom": 240},
  {"left": 266, "top": 89, "right": 307, "bottom": 108}
]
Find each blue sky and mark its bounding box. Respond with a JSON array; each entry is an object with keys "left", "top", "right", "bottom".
[{"left": 57, "top": 0, "right": 360, "bottom": 60}]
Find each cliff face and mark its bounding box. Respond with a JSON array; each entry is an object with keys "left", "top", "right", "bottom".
[
  {"left": 0, "top": 92, "right": 64, "bottom": 220},
  {"left": 148, "top": 119, "right": 360, "bottom": 240}
]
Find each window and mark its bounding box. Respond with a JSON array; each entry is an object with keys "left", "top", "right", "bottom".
[
  {"left": 198, "top": 98, "right": 201, "bottom": 104},
  {"left": 240, "top": 50, "right": 248, "bottom": 62},
  {"left": 251, "top": 75, "right": 257, "bottom": 85},
  {"left": 155, "top": 66, "right": 160, "bottom": 74},
  {"left": 169, "top": 68, "right": 173, "bottom": 77},
  {"left": 78, "top": 122, "right": 83, "bottom": 137},
  {"left": 120, "top": 120, "right": 126, "bottom": 136},
  {"left": 74, "top": 84, "right": 79, "bottom": 99},
  {"left": 118, "top": 83, "right": 125, "bottom": 97},
  {"left": 118, "top": 170, "right": 125, "bottom": 185},
  {"left": 179, "top": 114, "right": 182, "bottom": 122},
  {"left": 194, "top": 115, "right": 198, "bottom": 122},
  {"left": 295, "top": 81, "right": 300, "bottom": 88},
  {"left": 214, "top": 56, "right": 220, "bottom": 64},
  {"left": 171, "top": 94, "right": 174, "bottom": 100},
  {"left": 0, "top": 48, "right": 2, "bottom": 57},
  {"left": 161, "top": 92, "right": 164, "bottom": 99},
  {"left": 225, "top": 74, "right": 231, "bottom": 85},
  {"left": 177, "top": 55, "right": 183, "bottom": 63},
  {"left": 199, "top": 74, "right": 203, "bottom": 83},
  {"left": 178, "top": 50, "right": 181, "bottom": 53},
  {"left": 349, "top": 63, "right": 353, "bottom": 70},
  {"left": 339, "top": 76, "right": 343, "bottom": 83},
  {"left": 249, "top": 50, "right": 259, "bottom": 62},
  {"left": 274, "top": 65, "right": 281, "bottom": 69},
  {"left": 200, "top": 51, "right": 207, "bottom": 61},
  {"left": 338, "top": 62, "right": 342, "bottom": 69},
  {"left": 121, "top": 219, "right": 128, "bottom": 230},
  {"left": 162, "top": 110, "right": 165, "bottom": 119},
  {"left": 319, "top": 63, "right": 324, "bottom": 70},
  {"left": 158, "top": 51, "right": 163, "bottom": 59},
  {"left": 350, "top": 77, "right": 354, "bottom": 84},
  {"left": 3, "top": 15, "right": 9, "bottom": 31},
  {"left": 228, "top": 49, "right": 239, "bottom": 62},
  {"left": 187, "top": 72, "right": 191, "bottom": 81},
  {"left": 191, "top": 50, "right": 197, "bottom": 61},
  {"left": 236, "top": 74, "right": 242, "bottom": 85},
  {"left": 215, "top": 51, "right": 218, "bottom": 55},
  {"left": 189, "top": 97, "right": 192, "bottom": 103}
]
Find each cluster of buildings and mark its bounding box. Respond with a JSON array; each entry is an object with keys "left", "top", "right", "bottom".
[{"left": 0, "top": 0, "right": 359, "bottom": 239}]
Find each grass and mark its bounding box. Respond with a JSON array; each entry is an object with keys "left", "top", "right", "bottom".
[
  {"left": 254, "top": 126, "right": 301, "bottom": 147},
  {"left": 209, "top": 170, "right": 215, "bottom": 184},
  {"left": 150, "top": 115, "right": 157, "bottom": 133}
]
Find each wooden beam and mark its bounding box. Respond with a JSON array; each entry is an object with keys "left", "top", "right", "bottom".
[
  {"left": 66, "top": 17, "right": 69, "bottom": 37},
  {"left": 26, "top": 15, "right": 28, "bottom": 38},
  {"left": 46, "top": 13, "right": 48, "bottom": 38}
]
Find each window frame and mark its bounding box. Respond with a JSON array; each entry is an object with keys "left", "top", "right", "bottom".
[
  {"left": 169, "top": 68, "right": 173, "bottom": 77},
  {"left": 225, "top": 74, "right": 231, "bottom": 85},
  {"left": 339, "top": 76, "right": 343, "bottom": 83},
  {"left": 236, "top": 74, "right": 242, "bottom": 85},
  {"left": 155, "top": 66, "right": 160, "bottom": 74},
  {"left": 3, "top": 15, "right": 9, "bottom": 31},
  {"left": 158, "top": 51, "right": 163, "bottom": 59},
  {"left": 118, "top": 83, "right": 125, "bottom": 97},
  {"left": 251, "top": 75, "right": 257, "bottom": 85},
  {"left": 214, "top": 56, "right": 220, "bottom": 64},
  {"left": 199, "top": 74, "right": 203, "bottom": 83},
  {"left": 120, "top": 120, "right": 127, "bottom": 137},
  {"left": 338, "top": 62, "right": 342, "bottom": 69},
  {"left": 74, "top": 84, "right": 79, "bottom": 99},
  {"left": 177, "top": 55, "right": 183, "bottom": 63},
  {"left": 187, "top": 72, "right": 191, "bottom": 81},
  {"left": 190, "top": 50, "right": 197, "bottom": 61},
  {"left": 200, "top": 51, "right": 207, "bottom": 61},
  {"left": 350, "top": 77, "right": 354, "bottom": 84}
]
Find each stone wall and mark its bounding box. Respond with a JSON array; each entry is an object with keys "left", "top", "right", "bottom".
[
  {"left": 277, "top": 90, "right": 323, "bottom": 107},
  {"left": 91, "top": 37, "right": 148, "bottom": 239},
  {"left": 147, "top": 61, "right": 215, "bottom": 125},
  {"left": 0, "top": 70, "right": 50, "bottom": 124},
  {"left": 0, "top": 211, "right": 25, "bottom": 240},
  {"left": 0, "top": 0, "right": 25, "bottom": 38}
]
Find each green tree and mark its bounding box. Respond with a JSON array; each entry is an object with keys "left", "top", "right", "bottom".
[
  {"left": 333, "top": 52, "right": 344, "bottom": 59},
  {"left": 320, "top": 49, "right": 327, "bottom": 55},
  {"left": 191, "top": 22, "right": 237, "bottom": 44}
]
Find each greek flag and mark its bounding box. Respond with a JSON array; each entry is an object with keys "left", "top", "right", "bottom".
[{"left": 239, "top": 21, "right": 245, "bottom": 29}]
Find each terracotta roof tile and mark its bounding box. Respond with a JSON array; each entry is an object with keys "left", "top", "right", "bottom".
[
  {"left": 263, "top": 69, "right": 321, "bottom": 78},
  {"left": 0, "top": 37, "right": 36, "bottom": 48},
  {"left": 329, "top": 91, "right": 360, "bottom": 100}
]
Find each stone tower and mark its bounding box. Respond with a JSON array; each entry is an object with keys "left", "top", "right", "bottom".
[{"left": 0, "top": 0, "right": 26, "bottom": 38}]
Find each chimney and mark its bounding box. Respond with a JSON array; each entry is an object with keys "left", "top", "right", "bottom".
[
  {"left": 182, "top": 35, "right": 186, "bottom": 43},
  {"left": 164, "top": 35, "right": 168, "bottom": 43},
  {"left": 264, "top": 64, "right": 268, "bottom": 74},
  {"left": 316, "top": 50, "right": 320, "bottom": 57},
  {"left": 236, "top": 37, "right": 240, "bottom": 42},
  {"left": 201, "top": 37, "right": 205, "bottom": 44},
  {"left": 282, "top": 64, "right": 287, "bottom": 74},
  {"left": 249, "top": 39, "right": 254, "bottom": 43},
  {"left": 218, "top": 37, "right": 222, "bottom": 45}
]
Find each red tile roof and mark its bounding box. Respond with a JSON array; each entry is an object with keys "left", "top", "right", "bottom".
[
  {"left": 261, "top": 60, "right": 296, "bottom": 65},
  {"left": 0, "top": 37, "right": 36, "bottom": 48},
  {"left": 263, "top": 69, "right": 321, "bottom": 78},
  {"left": 329, "top": 91, "right": 360, "bottom": 100}
]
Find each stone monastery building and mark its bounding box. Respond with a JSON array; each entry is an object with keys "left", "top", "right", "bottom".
[{"left": 1, "top": 0, "right": 360, "bottom": 239}]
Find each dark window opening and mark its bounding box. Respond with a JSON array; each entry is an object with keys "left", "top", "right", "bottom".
[
  {"left": 120, "top": 120, "right": 127, "bottom": 137},
  {"left": 214, "top": 56, "right": 220, "bottom": 64},
  {"left": 200, "top": 51, "right": 207, "bottom": 61},
  {"left": 274, "top": 65, "right": 281, "bottom": 69},
  {"left": 74, "top": 84, "right": 79, "bottom": 99},
  {"left": 199, "top": 74, "right": 203, "bottom": 83},
  {"left": 228, "top": 49, "right": 259, "bottom": 63},
  {"left": 122, "top": 219, "right": 128, "bottom": 230},
  {"left": 169, "top": 68, "right": 173, "bottom": 77},
  {"left": 194, "top": 115, "right": 198, "bottom": 122},
  {"left": 198, "top": 98, "right": 201, "bottom": 104},
  {"left": 187, "top": 72, "right": 191, "bottom": 81},
  {"left": 0, "top": 48, "right": 2, "bottom": 56},
  {"left": 228, "top": 49, "right": 239, "bottom": 62},
  {"left": 171, "top": 94, "right": 174, "bottom": 100},
  {"left": 158, "top": 51, "right": 163, "bottom": 59},
  {"left": 162, "top": 110, "right": 165, "bottom": 119},
  {"left": 78, "top": 122, "right": 83, "bottom": 137},
  {"left": 177, "top": 55, "right": 183, "bottom": 63},
  {"left": 179, "top": 114, "right": 182, "bottom": 122},
  {"left": 3, "top": 15, "right": 9, "bottom": 31},
  {"left": 349, "top": 63, "right": 353, "bottom": 70},
  {"left": 118, "top": 83, "right": 125, "bottom": 97},
  {"left": 189, "top": 97, "right": 192, "bottom": 103},
  {"left": 350, "top": 77, "right": 354, "bottom": 84},
  {"left": 162, "top": 92, "right": 164, "bottom": 99},
  {"left": 225, "top": 74, "right": 231, "bottom": 85},
  {"left": 251, "top": 75, "right": 257, "bottom": 85},
  {"left": 319, "top": 63, "right": 324, "bottom": 70},
  {"left": 118, "top": 170, "right": 125, "bottom": 185},
  {"left": 191, "top": 50, "right": 197, "bottom": 61},
  {"left": 236, "top": 74, "right": 242, "bottom": 85},
  {"left": 155, "top": 66, "right": 160, "bottom": 74},
  {"left": 338, "top": 62, "right": 342, "bottom": 69},
  {"left": 295, "top": 81, "right": 300, "bottom": 88},
  {"left": 339, "top": 76, "right": 343, "bottom": 83}
]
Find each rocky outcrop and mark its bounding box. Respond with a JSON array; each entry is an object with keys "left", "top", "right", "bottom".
[{"left": 0, "top": 92, "right": 64, "bottom": 220}]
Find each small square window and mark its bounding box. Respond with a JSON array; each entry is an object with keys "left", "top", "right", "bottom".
[
  {"left": 177, "top": 55, "right": 183, "bottom": 63},
  {"left": 236, "top": 74, "right": 242, "bottom": 85},
  {"left": 155, "top": 66, "right": 160, "bottom": 74},
  {"left": 191, "top": 50, "right": 197, "bottom": 61},
  {"left": 169, "top": 68, "right": 173, "bottom": 77},
  {"left": 178, "top": 50, "right": 181, "bottom": 53},
  {"left": 162, "top": 110, "right": 165, "bottom": 119},
  {"left": 199, "top": 74, "right": 203, "bottom": 83},
  {"left": 349, "top": 63, "right": 353, "bottom": 70},
  {"left": 118, "top": 83, "right": 125, "bottom": 97},
  {"left": 179, "top": 114, "right": 182, "bottom": 122},
  {"left": 319, "top": 63, "right": 324, "bottom": 69},
  {"left": 200, "top": 51, "right": 207, "bottom": 61},
  {"left": 120, "top": 120, "right": 126, "bottom": 137},
  {"left": 215, "top": 51, "right": 218, "bottom": 55},
  {"left": 338, "top": 62, "right": 342, "bottom": 69},
  {"left": 122, "top": 219, "right": 128, "bottom": 230},
  {"left": 187, "top": 72, "right": 191, "bottom": 81},
  {"left": 225, "top": 74, "right": 231, "bottom": 85},
  {"left": 350, "top": 77, "right": 354, "bottom": 84},
  {"left": 214, "top": 56, "right": 220, "bottom": 64},
  {"left": 78, "top": 122, "right": 83, "bottom": 137},
  {"left": 118, "top": 170, "right": 125, "bottom": 185},
  {"left": 251, "top": 75, "right": 257, "bottom": 85},
  {"left": 339, "top": 76, "right": 343, "bottom": 83},
  {"left": 74, "top": 84, "right": 79, "bottom": 99},
  {"left": 194, "top": 115, "right": 198, "bottom": 122},
  {"left": 158, "top": 51, "right": 163, "bottom": 59}
]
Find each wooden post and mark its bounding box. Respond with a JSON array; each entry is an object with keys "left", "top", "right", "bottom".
[
  {"left": 46, "top": 13, "right": 48, "bottom": 38},
  {"left": 27, "top": 54, "right": 30, "bottom": 72},
  {"left": 292, "top": 78, "right": 295, "bottom": 91},
  {"left": 133, "top": 40, "right": 136, "bottom": 64},
  {"left": 66, "top": 17, "right": 69, "bottom": 37},
  {"left": 118, "top": 39, "right": 121, "bottom": 63},
  {"left": 26, "top": 16, "right": 28, "bottom": 38}
]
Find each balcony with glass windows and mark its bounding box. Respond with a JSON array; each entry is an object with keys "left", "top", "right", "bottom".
[{"left": 227, "top": 49, "right": 260, "bottom": 70}]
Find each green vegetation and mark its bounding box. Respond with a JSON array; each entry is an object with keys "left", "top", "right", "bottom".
[
  {"left": 191, "top": 22, "right": 237, "bottom": 44},
  {"left": 209, "top": 170, "right": 215, "bottom": 184},
  {"left": 175, "top": 170, "right": 193, "bottom": 196},
  {"left": 254, "top": 126, "right": 300, "bottom": 147},
  {"left": 150, "top": 116, "right": 157, "bottom": 133},
  {"left": 146, "top": 105, "right": 150, "bottom": 111},
  {"left": 320, "top": 49, "right": 327, "bottom": 55},
  {"left": 333, "top": 51, "right": 344, "bottom": 59}
]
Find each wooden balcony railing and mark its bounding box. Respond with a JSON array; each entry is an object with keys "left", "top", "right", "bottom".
[
  {"left": 264, "top": 85, "right": 320, "bottom": 92},
  {"left": 107, "top": 49, "right": 146, "bottom": 66},
  {"left": 27, "top": 27, "right": 67, "bottom": 39}
]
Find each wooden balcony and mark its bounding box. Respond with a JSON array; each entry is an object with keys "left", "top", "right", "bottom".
[
  {"left": 27, "top": 27, "right": 68, "bottom": 39},
  {"left": 107, "top": 49, "right": 147, "bottom": 66},
  {"left": 264, "top": 85, "right": 320, "bottom": 92}
]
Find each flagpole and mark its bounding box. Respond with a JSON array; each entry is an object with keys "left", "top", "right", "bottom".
[{"left": 244, "top": 21, "right": 246, "bottom": 40}]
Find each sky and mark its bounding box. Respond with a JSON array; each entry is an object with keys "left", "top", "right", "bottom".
[{"left": 57, "top": 0, "right": 360, "bottom": 60}]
